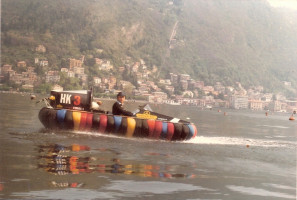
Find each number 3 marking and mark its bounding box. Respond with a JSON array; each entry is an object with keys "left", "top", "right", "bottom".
[{"left": 74, "top": 96, "right": 81, "bottom": 106}]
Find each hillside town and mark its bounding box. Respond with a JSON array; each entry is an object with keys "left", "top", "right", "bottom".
[{"left": 1, "top": 44, "right": 296, "bottom": 113}]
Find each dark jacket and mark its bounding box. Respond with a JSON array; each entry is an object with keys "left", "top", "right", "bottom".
[{"left": 112, "top": 101, "right": 133, "bottom": 116}]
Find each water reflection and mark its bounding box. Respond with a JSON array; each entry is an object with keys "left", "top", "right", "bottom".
[{"left": 37, "top": 144, "right": 196, "bottom": 184}]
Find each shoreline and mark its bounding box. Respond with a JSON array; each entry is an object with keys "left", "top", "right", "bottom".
[
  {"left": 0, "top": 91, "right": 293, "bottom": 114},
  {"left": 0, "top": 90, "right": 34, "bottom": 95}
]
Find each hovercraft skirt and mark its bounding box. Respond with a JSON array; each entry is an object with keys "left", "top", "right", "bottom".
[{"left": 39, "top": 107, "right": 197, "bottom": 141}]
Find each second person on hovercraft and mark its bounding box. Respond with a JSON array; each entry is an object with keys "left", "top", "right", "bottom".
[{"left": 112, "top": 92, "right": 134, "bottom": 116}]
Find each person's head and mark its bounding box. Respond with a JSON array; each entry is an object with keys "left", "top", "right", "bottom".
[{"left": 117, "top": 92, "right": 126, "bottom": 104}]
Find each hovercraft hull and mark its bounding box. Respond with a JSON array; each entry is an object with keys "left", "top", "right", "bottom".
[{"left": 39, "top": 107, "right": 197, "bottom": 141}]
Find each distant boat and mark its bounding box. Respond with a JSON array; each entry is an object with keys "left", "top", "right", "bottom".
[
  {"left": 206, "top": 105, "right": 212, "bottom": 109},
  {"left": 289, "top": 114, "right": 295, "bottom": 121},
  {"left": 167, "top": 102, "right": 181, "bottom": 106},
  {"left": 30, "top": 94, "right": 36, "bottom": 100},
  {"left": 289, "top": 111, "right": 296, "bottom": 120}
]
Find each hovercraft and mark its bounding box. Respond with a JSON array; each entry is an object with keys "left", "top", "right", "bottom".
[{"left": 38, "top": 90, "right": 197, "bottom": 141}]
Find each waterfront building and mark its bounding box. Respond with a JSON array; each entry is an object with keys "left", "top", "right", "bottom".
[
  {"left": 269, "top": 100, "right": 282, "bottom": 112},
  {"left": 249, "top": 100, "right": 264, "bottom": 110},
  {"left": 231, "top": 95, "right": 248, "bottom": 109}
]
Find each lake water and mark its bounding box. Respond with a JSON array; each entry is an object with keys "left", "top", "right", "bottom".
[{"left": 0, "top": 93, "right": 296, "bottom": 200}]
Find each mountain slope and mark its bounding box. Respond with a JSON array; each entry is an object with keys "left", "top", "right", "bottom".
[
  {"left": 1, "top": 0, "right": 177, "bottom": 66},
  {"left": 168, "top": 0, "right": 296, "bottom": 94}
]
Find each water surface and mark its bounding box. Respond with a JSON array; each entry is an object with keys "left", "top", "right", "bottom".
[{"left": 0, "top": 93, "right": 296, "bottom": 199}]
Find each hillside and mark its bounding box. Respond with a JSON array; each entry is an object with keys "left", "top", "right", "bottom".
[
  {"left": 1, "top": 0, "right": 296, "bottom": 97},
  {"left": 166, "top": 0, "right": 297, "bottom": 94},
  {"left": 1, "top": 0, "right": 178, "bottom": 66}
]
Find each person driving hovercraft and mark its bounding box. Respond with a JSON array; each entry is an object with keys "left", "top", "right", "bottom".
[{"left": 112, "top": 92, "right": 134, "bottom": 116}]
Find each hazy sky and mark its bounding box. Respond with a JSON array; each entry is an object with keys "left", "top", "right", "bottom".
[{"left": 267, "top": 0, "right": 297, "bottom": 10}]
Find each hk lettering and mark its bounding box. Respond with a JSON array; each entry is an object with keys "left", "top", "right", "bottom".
[{"left": 60, "top": 94, "right": 72, "bottom": 104}]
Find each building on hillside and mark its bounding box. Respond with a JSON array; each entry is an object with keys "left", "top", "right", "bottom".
[
  {"left": 35, "top": 45, "right": 46, "bottom": 53},
  {"left": 39, "top": 60, "right": 48, "bottom": 67},
  {"left": 214, "top": 82, "right": 226, "bottom": 93},
  {"left": 109, "top": 76, "right": 117, "bottom": 85},
  {"left": 67, "top": 71, "right": 75, "bottom": 78},
  {"left": 77, "top": 74, "right": 88, "bottom": 87},
  {"left": 193, "top": 81, "right": 204, "bottom": 89},
  {"left": 52, "top": 84, "right": 63, "bottom": 91},
  {"left": 136, "top": 72, "right": 143, "bottom": 80},
  {"left": 27, "top": 67, "right": 34, "bottom": 73},
  {"left": 134, "top": 86, "right": 149, "bottom": 96},
  {"left": 45, "top": 71, "right": 60, "bottom": 83},
  {"left": 93, "top": 83, "right": 106, "bottom": 91},
  {"left": 275, "top": 94, "right": 287, "bottom": 101},
  {"left": 261, "top": 93, "right": 273, "bottom": 102},
  {"left": 93, "top": 77, "right": 102, "bottom": 85},
  {"left": 10, "top": 73, "right": 23, "bottom": 84},
  {"left": 179, "top": 74, "right": 190, "bottom": 82},
  {"left": 203, "top": 86, "right": 214, "bottom": 95},
  {"left": 69, "top": 58, "right": 82, "bottom": 69},
  {"left": 61, "top": 68, "right": 69, "bottom": 73},
  {"left": 151, "top": 65, "right": 158, "bottom": 73},
  {"left": 98, "top": 60, "right": 113, "bottom": 71},
  {"left": 17, "top": 61, "right": 26, "bottom": 68},
  {"left": 165, "top": 85, "right": 175, "bottom": 94},
  {"left": 159, "top": 79, "right": 171, "bottom": 85},
  {"left": 146, "top": 81, "right": 158, "bottom": 91},
  {"left": 249, "top": 100, "right": 264, "bottom": 110},
  {"left": 182, "top": 90, "right": 194, "bottom": 98},
  {"left": 132, "top": 63, "right": 139, "bottom": 73},
  {"left": 94, "top": 58, "right": 103, "bottom": 65},
  {"left": 188, "top": 79, "right": 196, "bottom": 89},
  {"left": 73, "top": 67, "right": 84, "bottom": 75},
  {"left": 101, "top": 77, "right": 109, "bottom": 84},
  {"left": 1, "top": 65, "right": 12, "bottom": 75},
  {"left": 34, "top": 58, "right": 48, "bottom": 67},
  {"left": 180, "top": 80, "right": 188, "bottom": 90},
  {"left": 81, "top": 56, "right": 85, "bottom": 64},
  {"left": 170, "top": 73, "right": 178, "bottom": 85},
  {"left": 283, "top": 81, "right": 291, "bottom": 86},
  {"left": 118, "top": 66, "right": 125, "bottom": 73}
]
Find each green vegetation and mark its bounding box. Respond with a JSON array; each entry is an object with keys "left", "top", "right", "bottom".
[
  {"left": 1, "top": 0, "right": 296, "bottom": 97},
  {"left": 58, "top": 72, "right": 82, "bottom": 91},
  {"left": 34, "top": 83, "right": 52, "bottom": 94}
]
